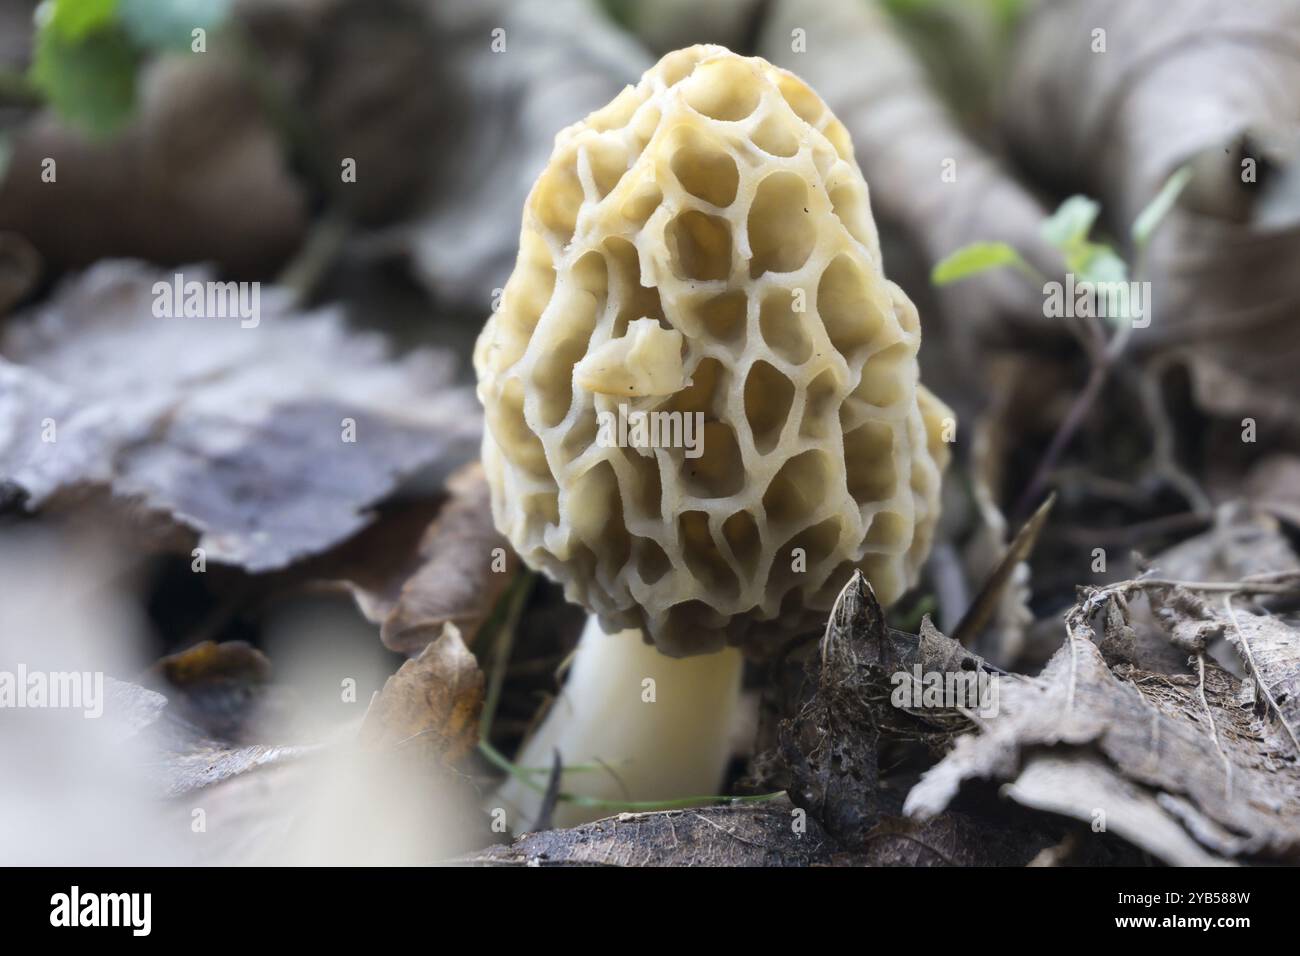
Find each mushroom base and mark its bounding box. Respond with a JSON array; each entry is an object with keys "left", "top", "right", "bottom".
[{"left": 496, "top": 615, "right": 744, "bottom": 831}]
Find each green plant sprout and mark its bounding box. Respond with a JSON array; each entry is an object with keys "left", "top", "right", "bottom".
[
  {"left": 21, "top": 0, "right": 232, "bottom": 138},
  {"left": 931, "top": 165, "right": 1194, "bottom": 302},
  {"left": 931, "top": 166, "right": 1194, "bottom": 526}
]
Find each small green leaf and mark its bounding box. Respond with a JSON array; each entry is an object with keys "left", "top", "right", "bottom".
[
  {"left": 1074, "top": 243, "right": 1128, "bottom": 285},
  {"left": 1065, "top": 244, "right": 1136, "bottom": 327},
  {"left": 1041, "top": 194, "right": 1101, "bottom": 249},
  {"left": 45, "top": 0, "right": 120, "bottom": 42},
  {"left": 118, "top": 0, "right": 232, "bottom": 51},
  {"left": 931, "top": 241, "right": 1029, "bottom": 285},
  {"left": 29, "top": 22, "right": 140, "bottom": 138},
  {"left": 1131, "top": 165, "right": 1194, "bottom": 248}
]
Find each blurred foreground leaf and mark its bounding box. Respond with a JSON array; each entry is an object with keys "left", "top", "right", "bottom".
[
  {"left": 30, "top": 19, "right": 139, "bottom": 137},
  {"left": 0, "top": 261, "right": 480, "bottom": 571},
  {"left": 45, "top": 0, "right": 120, "bottom": 41},
  {"left": 359, "top": 623, "right": 485, "bottom": 763}
]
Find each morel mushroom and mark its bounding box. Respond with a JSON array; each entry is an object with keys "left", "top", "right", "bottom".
[{"left": 475, "top": 45, "right": 952, "bottom": 828}]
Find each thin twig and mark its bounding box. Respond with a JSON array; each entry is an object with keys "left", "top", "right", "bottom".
[
  {"left": 1011, "top": 359, "right": 1110, "bottom": 527},
  {"left": 1135, "top": 358, "right": 1213, "bottom": 514},
  {"left": 1075, "top": 573, "right": 1300, "bottom": 622}
]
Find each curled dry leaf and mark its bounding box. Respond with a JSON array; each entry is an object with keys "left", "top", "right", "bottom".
[
  {"left": 0, "top": 261, "right": 480, "bottom": 571},
  {"left": 291, "top": 497, "right": 446, "bottom": 620},
  {"left": 905, "top": 594, "right": 1300, "bottom": 863},
  {"left": 358, "top": 623, "right": 485, "bottom": 765},
  {"left": 777, "top": 571, "right": 995, "bottom": 847},
  {"left": 777, "top": 574, "right": 887, "bottom": 842},
  {"left": 1148, "top": 503, "right": 1300, "bottom": 586},
  {"left": 1002, "top": 754, "right": 1231, "bottom": 867},
  {"left": 1122, "top": 505, "right": 1300, "bottom": 674}
]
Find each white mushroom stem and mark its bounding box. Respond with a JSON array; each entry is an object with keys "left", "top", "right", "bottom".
[{"left": 496, "top": 614, "right": 744, "bottom": 831}]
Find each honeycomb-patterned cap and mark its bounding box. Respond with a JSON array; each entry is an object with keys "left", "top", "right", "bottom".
[{"left": 475, "top": 45, "right": 952, "bottom": 658}]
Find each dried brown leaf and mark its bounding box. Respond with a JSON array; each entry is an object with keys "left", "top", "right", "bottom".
[
  {"left": 905, "top": 604, "right": 1300, "bottom": 863},
  {"left": 379, "top": 462, "right": 516, "bottom": 654},
  {"left": 359, "top": 623, "right": 485, "bottom": 764},
  {"left": 777, "top": 572, "right": 993, "bottom": 846},
  {"left": 1003, "top": 754, "right": 1231, "bottom": 867},
  {"left": 457, "top": 800, "right": 1076, "bottom": 867},
  {"left": 0, "top": 261, "right": 480, "bottom": 570},
  {"left": 1127, "top": 506, "right": 1300, "bottom": 674},
  {"left": 1151, "top": 504, "right": 1300, "bottom": 584},
  {"left": 287, "top": 496, "right": 441, "bottom": 609},
  {"left": 107, "top": 677, "right": 315, "bottom": 796},
  {"left": 147, "top": 640, "right": 272, "bottom": 743},
  {"left": 453, "top": 799, "right": 839, "bottom": 867},
  {"left": 778, "top": 575, "right": 887, "bottom": 842}
]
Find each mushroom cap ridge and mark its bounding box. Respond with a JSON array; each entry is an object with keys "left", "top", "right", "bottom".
[{"left": 475, "top": 45, "right": 952, "bottom": 658}]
